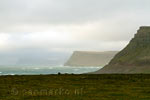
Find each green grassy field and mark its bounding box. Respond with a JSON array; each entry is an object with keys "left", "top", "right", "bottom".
[{"left": 1, "top": 74, "right": 150, "bottom": 100}]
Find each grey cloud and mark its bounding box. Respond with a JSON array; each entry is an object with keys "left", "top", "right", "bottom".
[
  {"left": 0, "top": 0, "right": 150, "bottom": 31},
  {"left": 0, "top": 0, "right": 150, "bottom": 65}
]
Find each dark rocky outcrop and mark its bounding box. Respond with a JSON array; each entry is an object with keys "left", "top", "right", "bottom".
[
  {"left": 64, "top": 51, "right": 118, "bottom": 67},
  {"left": 93, "top": 26, "right": 150, "bottom": 74}
]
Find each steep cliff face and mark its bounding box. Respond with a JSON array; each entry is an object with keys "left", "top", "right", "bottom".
[
  {"left": 94, "top": 26, "right": 150, "bottom": 74},
  {"left": 64, "top": 51, "right": 118, "bottom": 66}
]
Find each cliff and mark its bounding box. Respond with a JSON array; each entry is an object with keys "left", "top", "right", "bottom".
[
  {"left": 94, "top": 26, "right": 150, "bottom": 74},
  {"left": 64, "top": 51, "right": 118, "bottom": 66}
]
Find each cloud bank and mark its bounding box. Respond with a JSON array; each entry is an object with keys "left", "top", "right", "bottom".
[{"left": 0, "top": 0, "right": 150, "bottom": 65}]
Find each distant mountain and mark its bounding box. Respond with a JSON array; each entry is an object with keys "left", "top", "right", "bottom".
[
  {"left": 0, "top": 50, "right": 70, "bottom": 66},
  {"left": 93, "top": 26, "right": 150, "bottom": 74},
  {"left": 64, "top": 51, "right": 118, "bottom": 67},
  {"left": 15, "top": 52, "right": 70, "bottom": 66}
]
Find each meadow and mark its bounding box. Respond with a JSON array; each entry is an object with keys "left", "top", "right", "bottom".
[{"left": 0, "top": 74, "right": 150, "bottom": 100}]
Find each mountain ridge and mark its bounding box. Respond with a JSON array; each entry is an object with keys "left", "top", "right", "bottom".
[
  {"left": 64, "top": 51, "right": 118, "bottom": 67},
  {"left": 93, "top": 26, "right": 150, "bottom": 74}
]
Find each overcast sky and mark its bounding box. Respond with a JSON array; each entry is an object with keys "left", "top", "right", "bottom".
[{"left": 0, "top": 0, "right": 150, "bottom": 54}]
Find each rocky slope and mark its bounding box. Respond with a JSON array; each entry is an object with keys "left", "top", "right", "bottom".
[
  {"left": 64, "top": 51, "right": 118, "bottom": 66},
  {"left": 94, "top": 26, "right": 150, "bottom": 74}
]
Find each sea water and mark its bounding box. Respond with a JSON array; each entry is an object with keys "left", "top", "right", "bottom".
[{"left": 0, "top": 65, "right": 102, "bottom": 75}]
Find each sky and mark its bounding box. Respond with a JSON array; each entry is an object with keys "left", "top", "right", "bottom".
[{"left": 0, "top": 0, "right": 150, "bottom": 65}]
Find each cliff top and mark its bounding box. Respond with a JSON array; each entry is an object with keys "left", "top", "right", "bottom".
[
  {"left": 138, "top": 26, "right": 150, "bottom": 33},
  {"left": 74, "top": 51, "right": 118, "bottom": 54},
  {"left": 140, "top": 26, "right": 150, "bottom": 28}
]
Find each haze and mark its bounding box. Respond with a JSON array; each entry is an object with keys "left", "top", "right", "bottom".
[{"left": 0, "top": 0, "right": 150, "bottom": 65}]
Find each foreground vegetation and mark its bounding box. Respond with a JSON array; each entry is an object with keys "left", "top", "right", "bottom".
[{"left": 1, "top": 74, "right": 150, "bottom": 100}]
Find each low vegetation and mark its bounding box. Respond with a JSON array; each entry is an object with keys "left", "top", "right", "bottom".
[{"left": 1, "top": 74, "right": 150, "bottom": 100}]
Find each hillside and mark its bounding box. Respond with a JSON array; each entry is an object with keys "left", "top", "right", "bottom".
[
  {"left": 64, "top": 51, "right": 118, "bottom": 66},
  {"left": 94, "top": 26, "right": 150, "bottom": 74}
]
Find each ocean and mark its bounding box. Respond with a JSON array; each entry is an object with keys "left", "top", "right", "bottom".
[{"left": 0, "top": 65, "right": 102, "bottom": 75}]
